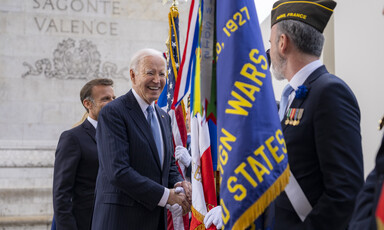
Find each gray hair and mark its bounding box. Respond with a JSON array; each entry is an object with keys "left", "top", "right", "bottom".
[
  {"left": 276, "top": 20, "right": 324, "bottom": 57},
  {"left": 129, "top": 48, "right": 166, "bottom": 74}
]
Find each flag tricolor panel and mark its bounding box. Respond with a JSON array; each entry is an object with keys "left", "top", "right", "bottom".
[{"left": 187, "top": 0, "right": 218, "bottom": 229}]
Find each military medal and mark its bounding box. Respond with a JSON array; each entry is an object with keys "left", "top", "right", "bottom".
[
  {"left": 294, "top": 109, "right": 304, "bottom": 126},
  {"left": 285, "top": 108, "right": 304, "bottom": 126},
  {"left": 289, "top": 108, "right": 296, "bottom": 125},
  {"left": 292, "top": 109, "right": 299, "bottom": 126},
  {"left": 285, "top": 109, "right": 291, "bottom": 125}
]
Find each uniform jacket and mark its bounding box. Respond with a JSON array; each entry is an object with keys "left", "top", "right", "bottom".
[
  {"left": 53, "top": 119, "right": 98, "bottom": 230},
  {"left": 275, "top": 66, "right": 364, "bottom": 230},
  {"left": 349, "top": 134, "right": 384, "bottom": 230},
  {"left": 91, "top": 90, "right": 183, "bottom": 230}
]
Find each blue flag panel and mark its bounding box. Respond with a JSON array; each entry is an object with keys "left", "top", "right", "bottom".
[{"left": 216, "top": 1, "right": 289, "bottom": 229}]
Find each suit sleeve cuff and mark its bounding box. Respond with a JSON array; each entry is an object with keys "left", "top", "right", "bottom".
[{"left": 158, "top": 187, "right": 169, "bottom": 207}]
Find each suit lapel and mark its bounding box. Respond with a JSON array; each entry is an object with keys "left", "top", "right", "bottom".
[
  {"left": 124, "top": 91, "right": 162, "bottom": 170},
  {"left": 82, "top": 119, "right": 96, "bottom": 143},
  {"left": 282, "top": 65, "right": 328, "bottom": 132}
]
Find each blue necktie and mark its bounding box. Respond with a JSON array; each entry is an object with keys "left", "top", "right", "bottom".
[
  {"left": 146, "top": 106, "right": 163, "bottom": 167},
  {"left": 279, "top": 84, "right": 294, "bottom": 121}
]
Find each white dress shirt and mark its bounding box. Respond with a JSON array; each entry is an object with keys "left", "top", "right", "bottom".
[
  {"left": 87, "top": 116, "right": 98, "bottom": 129},
  {"left": 285, "top": 60, "right": 322, "bottom": 111}
]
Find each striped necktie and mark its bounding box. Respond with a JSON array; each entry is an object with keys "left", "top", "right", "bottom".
[{"left": 279, "top": 84, "right": 294, "bottom": 121}]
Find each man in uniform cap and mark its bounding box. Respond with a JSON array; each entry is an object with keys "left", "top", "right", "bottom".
[{"left": 269, "top": 0, "right": 364, "bottom": 229}]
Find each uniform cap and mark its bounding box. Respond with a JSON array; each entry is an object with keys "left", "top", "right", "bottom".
[{"left": 271, "top": 0, "right": 337, "bottom": 33}]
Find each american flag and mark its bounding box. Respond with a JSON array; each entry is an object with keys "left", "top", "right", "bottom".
[
  {"left": 164, "top": 15, "right": 179, "bottom": 112},
  {"left": 158, "top": 1, "right": 180, "bottom": 112},
  {"left": 158, "top": 4, "right": 189, "bottom": 230}
]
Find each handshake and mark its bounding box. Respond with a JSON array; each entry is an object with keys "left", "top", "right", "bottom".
[{"left": 166, "top": 180, "right": 192, "bottom": 216}]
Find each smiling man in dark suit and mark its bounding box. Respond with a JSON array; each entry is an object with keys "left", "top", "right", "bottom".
[
  {"left": 53, "top": 78, "right": 116, "bottom": 230},
  {"left": 269, "top": 1, "right": 364, "bottom": 229},
  {"left": 91, "top": 48, "right": 191, "bottom": 230}
]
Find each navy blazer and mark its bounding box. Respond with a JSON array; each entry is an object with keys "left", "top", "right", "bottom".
[
  {"left": 275, "top": 66, "right": 364, "bottom": 230},
  {"left": 91, "top": 90, "right": 183, "bottom": 230},
  {"left": 53, "top": 119, "right": 98, "bottom": 230},
  {"left": 349, "top": 134, "right": 384, "bottom": 230}
]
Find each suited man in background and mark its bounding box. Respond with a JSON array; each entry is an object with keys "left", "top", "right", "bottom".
[
  {"left": 91, "top": 48, "right": 191, "bottom": 230},
  {"left": 52, "top": 78, "right": 116, "bottom": 230},
  {"left": 269, "top": 1, "right": 364, "bottom": 229}
]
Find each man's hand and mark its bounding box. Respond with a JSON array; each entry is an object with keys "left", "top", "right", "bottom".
[
  {"left": 204, "top": 206, "right": 223, "bottom": 229},
  {"left": 175, "top": 146, "right": 191, "bottom": 167},
  {"left": 167, "top": 188, "right": 191, "bottom": 215},
  {"left": 175, "top": 181, "right": 192, "bottom": 203},
  {"left": 166, "top": 203, "right": 183, "bottom": 217}
]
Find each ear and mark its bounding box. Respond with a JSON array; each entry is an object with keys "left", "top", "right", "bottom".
[
  {"left": 130, "top": 69, "right": 136, "bottom": 84},
  {"left": 83, "top": 99, "right": 93, "bottom": 111},
  {"left": 278, "top": 33, "right": 290, "bottom": 55}
]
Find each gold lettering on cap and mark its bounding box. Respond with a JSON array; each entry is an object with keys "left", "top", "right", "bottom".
[
  {"left": 276, "top": 13, "right": 286, "bottom": 20},
  {"left": 287, "top": 12, "right": 307, "bottom": 20}
]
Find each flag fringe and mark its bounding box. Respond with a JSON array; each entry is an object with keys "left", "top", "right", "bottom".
[
  {"left": 191, "top": 205, "right": 205, "bottom": 224},
  {"left": 377, "top": 218, "right": 384, "bottom": 230},
  {"left": 233, "top": 165, "right": 291, "bottom": 229},
  {"left": 191, "top": 204, "right": 211, "bottom": 230}
]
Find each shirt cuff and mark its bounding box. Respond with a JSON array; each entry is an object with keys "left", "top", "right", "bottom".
[{"left": 158, "top": 187, "right": 169, "bottom": 207}]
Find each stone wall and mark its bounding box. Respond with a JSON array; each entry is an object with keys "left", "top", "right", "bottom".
[
  {"left": 0, "top": 0, "right": 189, "bottom": 142},
  {"left": 0, "top": 140, "right": 55, "bottom": 228}
]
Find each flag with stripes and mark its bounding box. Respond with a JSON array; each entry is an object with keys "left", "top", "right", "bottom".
[
  {"left": 158, "top": 4, "right": 189, "bottom": 230},
  {"left": 188, "top": 0, "right": 218, "bottom": 229},
  {"left": 172, "top": 0, "right": 199, "bottom": 107}
]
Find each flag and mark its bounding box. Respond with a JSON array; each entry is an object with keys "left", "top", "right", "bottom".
[
  {"left": 172, "top": 0, "right": 199, "bottom": 107},
  {"left": 200, "top": 0, "right": 217, "bottom": 172},
  {"left": 376, "top": 183, "right": 384, "bottom": 230},
  {"left": 158, "top": 4, "right": 189, "bottom": 230},
  {"left": 188, "top": 0, "right": 218, "bottom": 229},
  {"left": 217, "top": 1, "right": 290, "bottom": 229},
  {"left": 190, "top": 112, "right": 217, "bottom": 230},
  {"left": 158, "top": 4, "right": 188, "bottom": 151}
]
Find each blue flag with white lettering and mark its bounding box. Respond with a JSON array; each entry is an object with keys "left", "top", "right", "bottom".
[{"left": 217, "top": 1, "right": 290, "bottom": 229}]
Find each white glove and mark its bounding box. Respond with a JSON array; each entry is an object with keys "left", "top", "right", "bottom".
[
  {"left": 204, "top": 206, "right": 223, "bottom": 229},
  {"left": 166, "top": 203, "right": 183, "bottom": 217},
  {"left": 175, "top": 186, "right": 185, "bottom": 194},
  {"left": 175, "top": 145, "right": 191, "bottom": 167}
]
